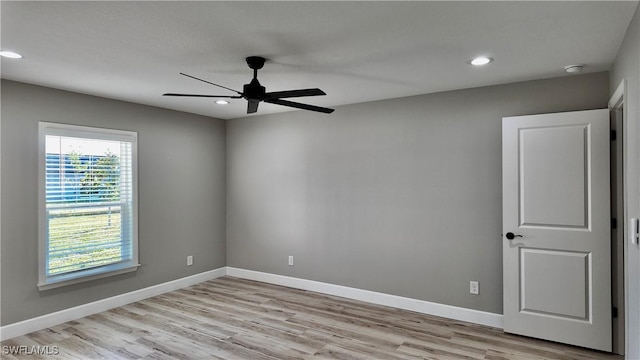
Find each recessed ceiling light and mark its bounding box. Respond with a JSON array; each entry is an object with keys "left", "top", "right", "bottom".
[
  {"left": 0, "top": 50, "right": 23, "bottom": 59},
  {"left": 470, "top": 56, "right": 493, "bottom": 66},
  {"left": 215, "top": 100, "right": 230, "bottom": 105}
]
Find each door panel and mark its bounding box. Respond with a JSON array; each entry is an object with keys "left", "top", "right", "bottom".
[
  {"left": 520, "top": 248, "right": 590, "bottom": 320},
  {"left": 519, "top": 125, "right": 588, "bottom": 228},
  {"left": 503, "top": 109, "right": 611, "bottom": 352}
]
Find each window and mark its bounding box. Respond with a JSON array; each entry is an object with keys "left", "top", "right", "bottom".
[{"left": 38, "top": 122, "right": 138, "bottom": 290}]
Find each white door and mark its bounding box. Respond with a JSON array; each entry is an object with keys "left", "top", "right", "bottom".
[{"left": 502, "top": 109, "right": 611, "bottom": 352}]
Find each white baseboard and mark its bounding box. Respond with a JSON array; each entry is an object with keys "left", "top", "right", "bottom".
[
  {"left": 226, "top": 267, "right": 503, "bottom": 329},
  {"left": 0, "top": 267, "right": 226, "bottom": 341},
  {"left": 2, "top": 266, "right": 503, "bottom": 341}
]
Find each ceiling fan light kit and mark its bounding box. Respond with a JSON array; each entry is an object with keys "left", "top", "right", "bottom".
[{"left": 164, "top": 56, "right": 334, "bottom": 115}]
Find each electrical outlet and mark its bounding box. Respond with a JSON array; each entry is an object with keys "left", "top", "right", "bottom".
[
  {"left": 288, "top": 256, "right": 294, "bottom": 266},
  {"left": 187, "top": 255, "right": 193, "bottom": 266},
  {"left": 470, "top": 281, "right": 479, "bottom": 295}
]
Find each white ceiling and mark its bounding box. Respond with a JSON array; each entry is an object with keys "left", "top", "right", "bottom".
[{"left": 1, "top": 1, "right": 637, "bottom": 120}]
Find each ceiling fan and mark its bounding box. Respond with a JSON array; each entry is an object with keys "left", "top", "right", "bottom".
[{"left": 163, "top": 56, "right": 334, "bottom": 114}]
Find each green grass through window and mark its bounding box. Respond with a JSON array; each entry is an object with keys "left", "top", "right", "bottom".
[{"left": 47, "top": 208, "right": 122, "bottom": 275}]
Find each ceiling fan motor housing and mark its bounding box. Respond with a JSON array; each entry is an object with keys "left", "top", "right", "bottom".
[{"left": 243, "top": 79, "right": 266, "bottom": 100}]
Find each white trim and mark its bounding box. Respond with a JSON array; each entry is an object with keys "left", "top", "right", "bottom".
[
  {"left": 40, "top": 122, "right": 137, "bottom": 142},
  {"left": 0, "top": 267, "right": 226, "bottom": 341},
  {"left": 609, "top": 79, "right": 625, "bottom": 109},
  {"left": 38, "top": 122, "right": 139, "bottom": 290},
  {"left": 2, "top": 267, "right": 504, "bottom": 341},
  {"left": 609, "top": 79, "right": 628, "bottom": 357},
  {"left": 226, "top": 267, "right": 503, "bottom": 329},
  {"left": 37, "top": 263, "right": 141, "bottom": 291}
]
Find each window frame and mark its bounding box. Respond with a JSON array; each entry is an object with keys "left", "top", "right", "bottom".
[{"left": 38, "top": 122, "right": 139, "bottom": 290}]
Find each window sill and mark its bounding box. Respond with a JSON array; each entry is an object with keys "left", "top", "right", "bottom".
[{"left": 38, "top": 263, "right": 140, "bottom": 291}]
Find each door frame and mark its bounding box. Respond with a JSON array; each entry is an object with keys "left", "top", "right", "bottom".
[
  {"left": 610, "top": 78, "right": 640, "bottom": 360},
  {"left": 609, "top": 79, "right": 625, "bottom": 355}
]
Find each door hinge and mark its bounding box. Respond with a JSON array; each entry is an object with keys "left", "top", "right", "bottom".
[
  {"left": 613, "top": 306, "right": 618, "bottom": 318},
  {"left": 612, "top": 218, "right": 617, "bottom": 229},
  {"left": 611, "top": 130, "right": 617, "bottom": 141}
]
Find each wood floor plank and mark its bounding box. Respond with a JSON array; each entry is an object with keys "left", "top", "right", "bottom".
[{"left": 1, "top": 276, "right": 623, "bottom": 359}]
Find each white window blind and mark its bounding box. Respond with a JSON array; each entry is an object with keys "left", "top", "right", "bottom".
[{"left": 39, "top": 123, "right": 138, "bottom": 289}]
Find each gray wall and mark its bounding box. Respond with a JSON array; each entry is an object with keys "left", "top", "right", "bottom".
[
  {"left": 0, "top": 80, "right": 227, "bottom": 325},
  {"left": 611, "top": 3, "right": 640, "bottom": 358},
  {"left": 227, "top": 72, "right": 610, "bottom": 314},
  {"left": 0, "top": 70, "right": 613, "bottom": 325}
]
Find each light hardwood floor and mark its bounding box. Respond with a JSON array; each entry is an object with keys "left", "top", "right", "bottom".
[{"left": 1, "top": 276, "right": 622, "bottom": 359}]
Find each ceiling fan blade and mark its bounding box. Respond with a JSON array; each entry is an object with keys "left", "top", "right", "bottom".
[
  {"left": 265, "top": 99, "right": 334, "bottom": 114},
  {"left": 265, "top": 88, "right": 326, "bottom": 99},
  {"left": 179, "top": 72, "right": 242, "bottom": 95},
  {"left": 247, "top": 99, "right": 260, "bottom": 114},
  {"left": 163, "top": 93, "right": 242, "bottom": 98}
]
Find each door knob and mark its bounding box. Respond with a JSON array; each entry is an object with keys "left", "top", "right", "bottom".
[{"left": 505, "top": 232, "right": 523, "bottom": 240}]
